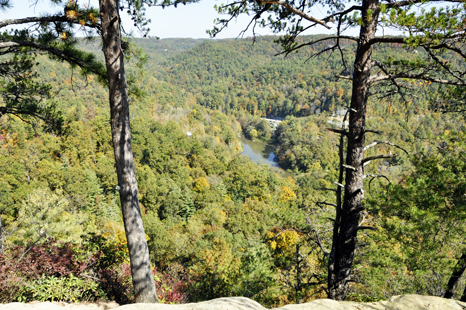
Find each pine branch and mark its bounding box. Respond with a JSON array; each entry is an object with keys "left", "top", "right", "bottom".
[
  {"left": 278, "top": 35, "right": 358, "bottom": 56},
  {"left": 386, "top": 0, "right": 464, "bottom": 10},
  {"left": 0, "top": 15, "right": 101, "bottom": 31},
  {"left": 258, "top": 0, "right": 332, "bottom": 29},
  {"left": 0, "top": 41, "right": 106, "bottom": 80},
  {"left": 369, "top": 72, "right": 466, "bottom": 86}
]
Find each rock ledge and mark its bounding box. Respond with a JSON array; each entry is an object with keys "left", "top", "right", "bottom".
[{"left": 2, "top": 295, "right": 465, "bottom": 310}]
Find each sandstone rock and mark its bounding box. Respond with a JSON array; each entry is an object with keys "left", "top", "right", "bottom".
[
  {"left": 0, "top": 301, "right": 119, "bottom": 310},
  {"left": 275, "top": 295, "right": 466, "bottom": 310},
  {"left": 2, "top": 295, "right": 466, "bottom": 310}
]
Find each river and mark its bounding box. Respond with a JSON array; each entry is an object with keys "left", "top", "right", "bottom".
[{"left": 240, "top": 137, "right": 292, "bottom": 177}]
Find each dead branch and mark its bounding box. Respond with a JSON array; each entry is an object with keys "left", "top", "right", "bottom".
[
  {"left": 334, "top": 182, "right": 345, "bottom": 188},
  {"left": 356, "top": 226, "right": 376, "bottom": 231},
  {"left": 342, "top": 164, "right": 356, "bottom": 171},
  {"left": 365, "top": 174, "right": 391, "bottom": 195},
  {"left": 362, "top": 154, "right": 397, "bottom": 165},
  {"left": 364, "top": 141, "right": 409, "bottom": 153},
  {"left": 316, "top": 187, "right": 337, "bottom": 192},
  {"left": 317, "top": 201, "right": 337, "bottom": 208},
  {"left": 327, "top": 128, "right": 348, "bottom": 135}
]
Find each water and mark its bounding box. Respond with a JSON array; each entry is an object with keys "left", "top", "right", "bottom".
[{"left": 240, "top": 137, "right": 291, "bottom": 177}]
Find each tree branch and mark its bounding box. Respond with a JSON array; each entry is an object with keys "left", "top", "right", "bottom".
[
  {"left": 323, "top": 5, "right": 363, "bottom": 26},
  {"left": 0, "top": 41, "right": 97, "bottom": 72},
  {"left": 369, "top": 73, "right": 466, "bottom": 86},
  {"left": 385, "top": 0, "right": 463, "bottom": 9},
  {"left": 308, "top": 229, "right": 329, "bottom": 256},
  {"left": 258, "top": 0, "right": 332, "bottom": 29},
  {"left": 372, "top": 60, "right": 412, "bottom": 103},
  {"left": 317, "top": 201, "right": 337, "bottom": 208},
  {"left": 342, "top": 164, "right": 356, "bottom": 171},
  {"left": 334, "top": 181, "right": 345, "bottom": 188},
  {"left": 423, "top": 46, "right": 465, "bottom": 83},
  {"left": 362, "top": 153, "right": 397, "bottom": 165},
  {"left": 279, "top": 35, "right": 358, "bottom": 56},
  {"left": 365, "top": 174, "right": 390, "bottom": 195},
  {"left": 0, "top": 15, "right": 101, "bottom": 31},
  {"left": 365, "top": 129, "right": 383, "bottom": 135},
  {"left": 364, "top": 174, "right": 390, "bottom": 181},
  {"left": 327, "top": 128, "right": 348, "bottom": 135},
  {"left": 356, "top": 226, "right": 376, "bottom": 231},
  {"left": 316, "top": 187, "right": 337, "bottom": 192},
  {"left": 337, "top": 75, "right": 352, "bottom": 80},
  {"left": 364, "top": 140, "right": 409, "bottom": 153}
]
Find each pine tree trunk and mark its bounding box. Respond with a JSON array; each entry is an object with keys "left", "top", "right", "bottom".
[
  {"left": 461, "top": 283, "right": 466, "bottom": 302},
  {"left": 328, "top": 0, "right": 379, "bottom": 300},
  {"left": 444, "top": 252, "right": 466, "bottom": 299},
  {"left": 99, "top": 0, "right": 158, "bottom": 303},
  {"left": 0, "top": 215, "right": 3, "bottom": 255}
]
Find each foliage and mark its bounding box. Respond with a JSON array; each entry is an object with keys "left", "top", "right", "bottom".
[
  {"left": 1, "top": 28, "right": 466, "bottom": 304},
  {"left": 0, "top": 54, "right": 64, "bottom": 132},
  {"left": 362, "top": 131, "right": 466, "bottom": 299},
  {"left": 208, "top": 0, "right": 466, "bottom": 299},
  {"left": 152, "top": 265, "right": 189, "bottom": 304},
  {"left": 17, "top": 274, "right": 104, "bottom": 303},
  {"left": 7, "top": 188, "right": 89, "bottom": 247}
]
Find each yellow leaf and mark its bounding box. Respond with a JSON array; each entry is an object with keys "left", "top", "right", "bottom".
[{"left": 66, "top": 10, "right": 78, "bottom": 20}]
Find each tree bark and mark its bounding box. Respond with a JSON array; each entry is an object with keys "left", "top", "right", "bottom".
[
  {"left": 99, "top": 0, "right": 158, "bottom": 303},
  {"left": 0, "top": 215, "right": 3, "bottom": 255},
  {"left": 444, "top": 252, "right": 466, "bottom": 299},
  {"left": 296, "top": 243, "right": 303, "bottom": 304},
  {"left": 461, "top": 281, "right": 466, "bottom": 302},
  {"left": 328, "top": 0, "right": 380, "bottom": 300}
]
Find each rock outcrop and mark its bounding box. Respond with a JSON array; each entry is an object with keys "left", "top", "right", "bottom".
[{"left": 2, "top": 295, "right": 466, "bottom": 310}]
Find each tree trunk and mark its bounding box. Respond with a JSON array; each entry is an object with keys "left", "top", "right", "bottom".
[
  {"left": 296, "top": 244, "right": 303, "bottom": 304},
  {"left": 444, "top": 252, "right": 466, "bottom": 299},
  {"left": 461, "top": 281, "right": 466, "bottom": 302},
  {"left": 0, "top": 215, "right": 3, "bottom": 255},
  {"left": 328, "top": 0, "right": 379, "bottom": 300},
  {"left": 99, "top": 0, "right": 158, "bottom": 303},
  {"left": 327, "top": 114, "right": 345, "bottom": 299}
]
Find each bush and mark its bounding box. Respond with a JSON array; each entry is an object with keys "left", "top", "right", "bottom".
[
  {"left": 17, "top": 274, "right": 104, "bottom": 302},
  {"left": 0, "top": 237, "right": 133, "bottom": 304},
  {"left": 153, "top": 263, "right": 189, "bottom": 304},
  {"left": 0, "top": 237, "right": 192, "bottom": 304}
]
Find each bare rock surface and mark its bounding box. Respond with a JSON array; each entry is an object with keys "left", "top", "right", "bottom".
[
  {"left": 2, "top": 295, "right": 466, "bottom": 310},
  {"left": 0, "top": 301, "right": 120, "bottom": 310}
]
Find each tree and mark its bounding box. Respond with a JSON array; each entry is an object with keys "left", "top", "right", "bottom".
[
  {"left": 8, "top": 188, "right": 88, "bottom": 246},
  {"left": 211, "top": 0, "right": 466, "bottom": 300},
  {"left": 98, "top": 0, "right": 160, "bottom": 302},
  {"left": 370, "top": 131, "right": 466, "bottom": 299},
  {"left": 0, "top": 0, "right": 161, "bottom": 302},
  {"left": 0, "top": 0, "right": 106, "bottom": 128}
]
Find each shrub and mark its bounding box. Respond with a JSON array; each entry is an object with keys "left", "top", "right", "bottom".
[
  {"left": 153, "top": 264, "right": 189, "bottom": 304},
  {"left": 16, "top": 274, "right": 105, "bottom": 302},
  {"left": 0, "top": 237, "right": 133, "bottom": 303}
]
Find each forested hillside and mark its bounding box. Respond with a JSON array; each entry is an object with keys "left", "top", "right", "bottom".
[{"left": 1, "top": 35, "right": 466, "bottom": 305}]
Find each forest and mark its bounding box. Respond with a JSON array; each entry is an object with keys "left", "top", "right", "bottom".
[{"left": 1, "top": 0, "right": 466, "bottom": 306}]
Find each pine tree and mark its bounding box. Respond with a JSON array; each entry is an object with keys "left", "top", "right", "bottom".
[{"left": 211, "top": 0, "right": 466, "bottom": 300}]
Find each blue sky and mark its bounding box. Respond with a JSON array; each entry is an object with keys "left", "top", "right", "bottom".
[{"left": 6, "top": 0, "right": 335, "bottom": 39}]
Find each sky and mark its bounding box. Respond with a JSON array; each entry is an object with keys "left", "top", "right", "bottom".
[{"left": 5, "top": 0, "right": 335, "bottom": 39}]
